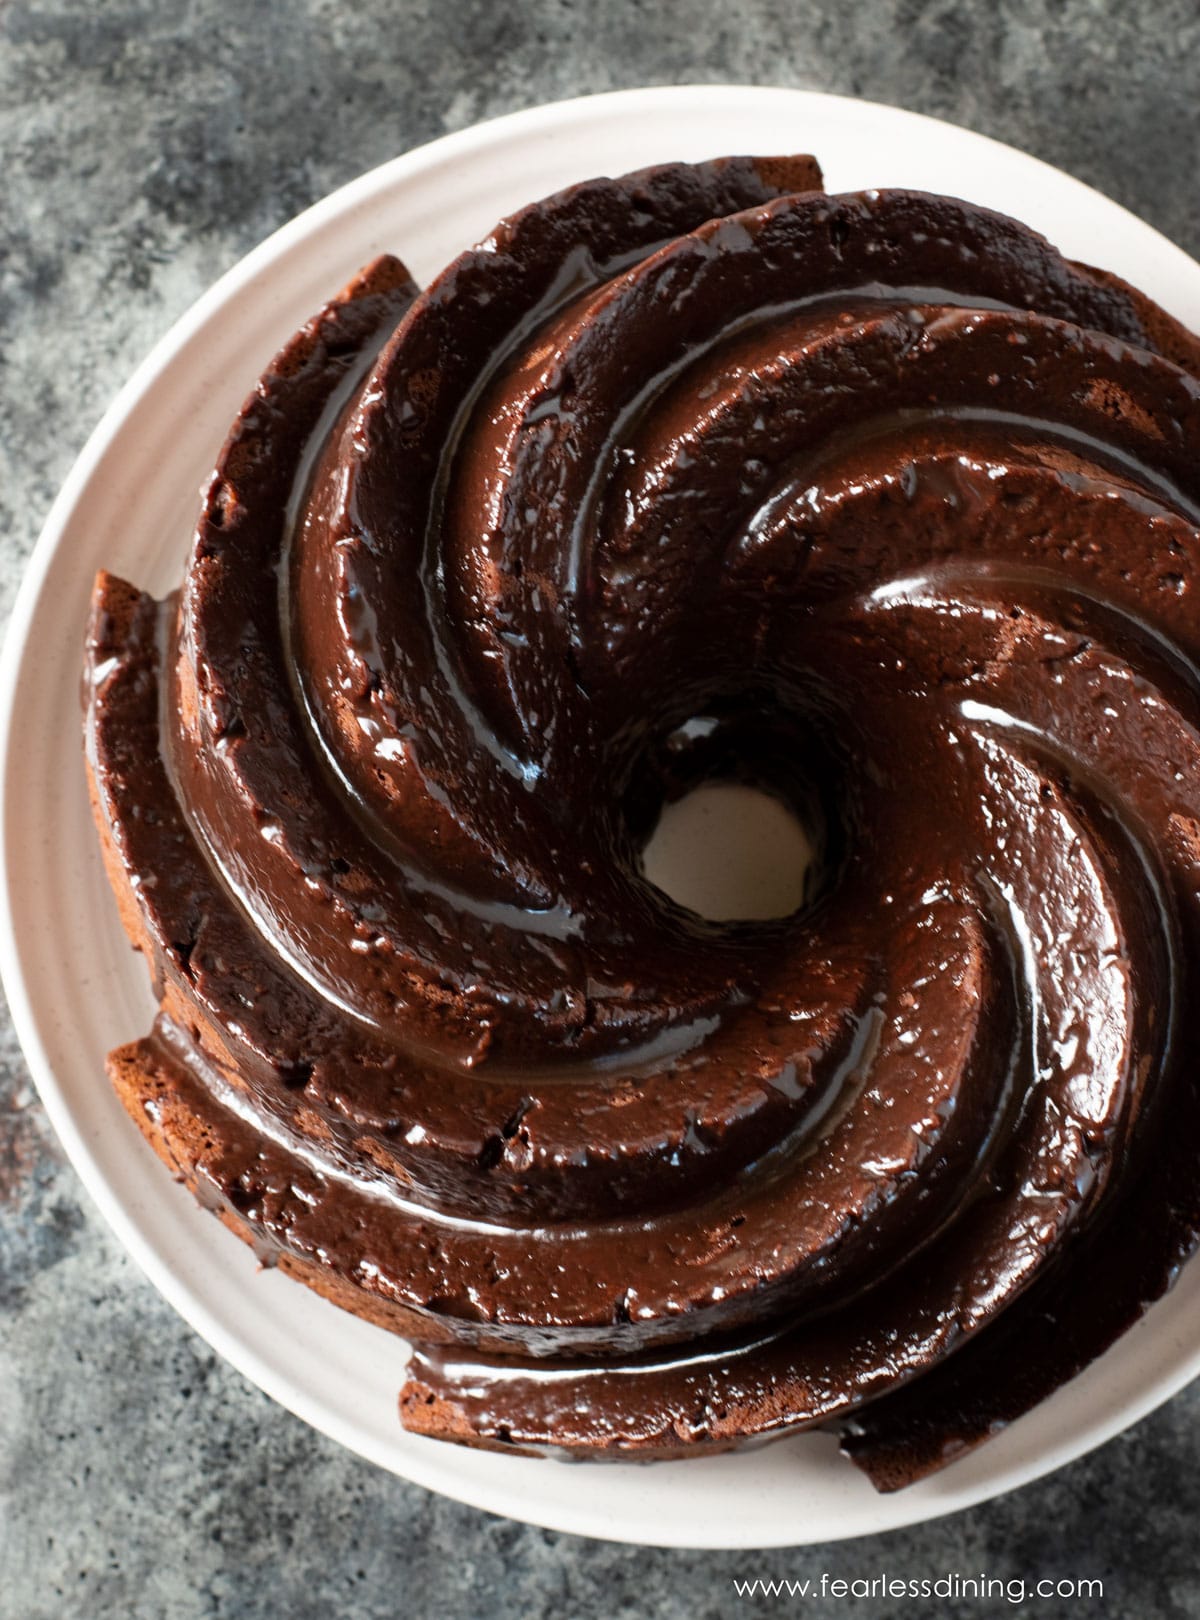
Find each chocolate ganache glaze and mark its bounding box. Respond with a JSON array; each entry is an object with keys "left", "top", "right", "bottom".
[{"left": 83, "top": 155, "right": 1200, "bottom": 1488}]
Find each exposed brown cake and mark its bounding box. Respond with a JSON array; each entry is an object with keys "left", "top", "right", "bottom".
[{"left": 83, "top": 155, "right": 1200, "bottom": 1488}]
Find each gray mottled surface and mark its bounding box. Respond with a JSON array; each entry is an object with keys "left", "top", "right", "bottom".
[{"left": 2, "top": 2, "right": 1199, "bottom": 1615}]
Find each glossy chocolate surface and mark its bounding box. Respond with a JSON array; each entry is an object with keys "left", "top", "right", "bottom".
[{"left": 83, "top": 157, "right": 1200, "bottom": 1486}]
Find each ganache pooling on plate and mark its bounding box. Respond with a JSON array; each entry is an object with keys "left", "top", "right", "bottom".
[{"left": 83, "top": 155, "right": 1200, "bottom": 1489}]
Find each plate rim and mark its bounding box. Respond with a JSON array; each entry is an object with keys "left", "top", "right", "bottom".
[{"left": 4, "top": 82, "right": 1200, "bottom": 1549}]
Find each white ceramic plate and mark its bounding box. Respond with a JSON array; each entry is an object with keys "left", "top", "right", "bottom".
[{"left": 5, "top": 86, "right": 1200, "bottom": 1550}]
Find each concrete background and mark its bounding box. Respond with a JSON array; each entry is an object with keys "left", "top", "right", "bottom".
[{"left": 2, "top": 2, "right": 1199, "bottom": 1615}]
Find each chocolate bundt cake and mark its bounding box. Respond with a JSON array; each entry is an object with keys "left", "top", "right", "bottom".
[{"left": 83, "top": 155, "right": 1200, "bottom": 1489}]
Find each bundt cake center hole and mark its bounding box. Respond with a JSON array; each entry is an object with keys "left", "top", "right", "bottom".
[
  {"left": 624, "top": 689, "right": 841, "bottom": 925},
  {"left": 640, "top": 780, "right": 816, "bottom": 921}
]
